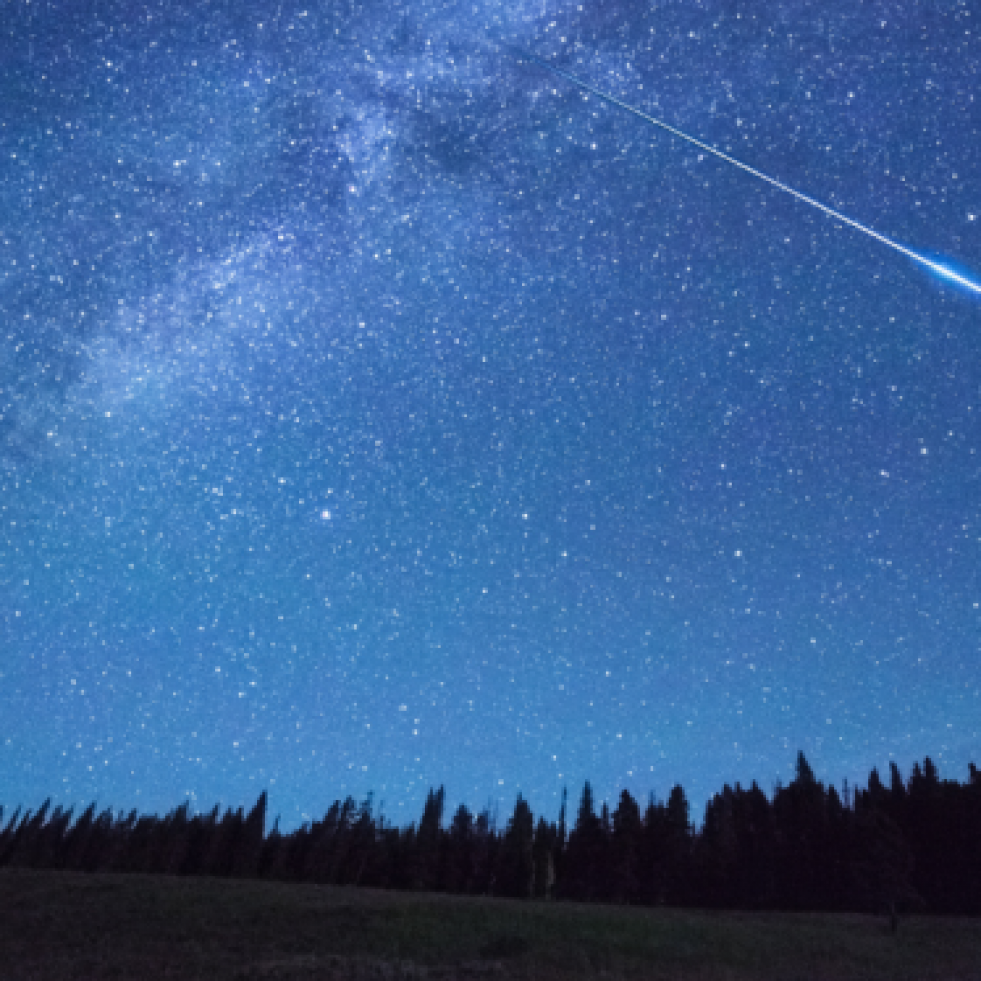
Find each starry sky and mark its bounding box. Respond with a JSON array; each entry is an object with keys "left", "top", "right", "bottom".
[{"left": 2, "top": 0, "right": 979, "bottom": 831}]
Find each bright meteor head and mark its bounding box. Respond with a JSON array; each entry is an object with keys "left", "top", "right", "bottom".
[{"left": 916, "top": 254, "right": 981, "bottom": 295}]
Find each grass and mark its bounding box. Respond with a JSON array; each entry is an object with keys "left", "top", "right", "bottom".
[{"left": 1, "top": 868, "right": 979, "bottom": 980}]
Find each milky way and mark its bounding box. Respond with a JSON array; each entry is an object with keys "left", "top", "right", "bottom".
[{"left": 2, "top": 0, "right": 979, "bottom": 829}]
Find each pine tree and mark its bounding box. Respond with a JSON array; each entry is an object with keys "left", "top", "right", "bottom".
[
  {"left": 472, "top": 808, "right": 498, "bottom": 894},
  {"left": 414, "top": 786, "right": 445, "bottom": 891},
  {"left": 734, "top": 781, "right": 777, "bottom": 908},
  {"left": 610, "top": 789, "right": 642, "bottom": 903},
  {"left": 867, "top": 767, "right": 888, "bottom": 811},
  {"left": 773, "top": 752, "right": 833, "bottom": 908},
  {"left": 560, "top": 781, "right": 606, "bottom": 901},
  {"left": 62, "top": 803, "right": 96, "bottom": 871},
  {"left": 697, "top": 786, "right": 738, "bottom": 907},
  {"left": 496, "top": 794, "right": 534, "bottom": 898},
  {"left": 445, "top": 803, "right": 474, "bottom": 893},
  {"left": 553, "top": 786, "right": 568, "bottom": 892},
  {"left": 231, "top": 791, "right": 267, "bottom": 878},
  {"left": 663, "top": 785, "right": 692, "bottom": 905},
  {"left": 7, "top": 800, "right": 50, "bottom": 868},
  {"left": 532, "top": 816, "right": 556, "bottom": 899},
  {"left": 205, "top": 806, "right": 245, "bottom": 877},
  {"left": 176, "top": 804, "right": 209, "bottom": 875},
  {"left": 0, "top": 806, "right": 23, "bottom": 866},
  {"left": 104, "top": 808, "right": 138, "bottom": 872},
  {"left": 304, "top": 798, "right": 355, "bottom": 883},
  {"left": 352, "top": 795, "right": 379, "bottom": 886}
]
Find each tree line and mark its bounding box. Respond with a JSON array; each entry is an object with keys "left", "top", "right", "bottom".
[{"left": 1, "top": 752, "right": 978, "bottom": 915}]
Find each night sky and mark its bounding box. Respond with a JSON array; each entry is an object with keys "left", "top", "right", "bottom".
[{"left": 2, "top": 0, "right": 979, "bottom": 832}]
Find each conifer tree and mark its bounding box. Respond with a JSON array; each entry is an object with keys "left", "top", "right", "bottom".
[
  {"left": 773, "top": 752, "right": 833, "bottom": 908},
  {"left": 532, "top": 815, "right": 556, "bottom": 899},
  {"left": 231, "top": 791, "right": 267, "bottom": 878},
  {"left": 7, "top": 799, "right": 51, "bottom": 868},
  {"left": 734, "top": 781, "right": 777, "bottom": 908},
  {"left": 258, "top": 813, "right": 283, "bottom": 879},
  {"left": 663, "top": 785, "right": 692, "bottom": 905},
  {"left": 0, "top": 806, "right": 23, "bottom": 866},
  {"left": 344, "top": 796, "right": 373, "bottom": 884},
  {"left": 445, "top": 803, "right": 474, "bottom": 893},
  {"left": 560, "top": 781, "right": 605, "bottom": 900},
  {"left": 698, "top": 786, "right": 739, "bottom": 907},
  {"left": 62, "top": 802, "right": 96, "bottom": 871},
  {"left": 496, "top": 794, "right": 535, "bottom": 898},
  {"left": 889, "top": 762, "right": 906, "bottom": 809},
  {"left": 471, "top": 807, "right": 497, "bottom": 894},
  {"left": 414, "top": 786, "right": 445, "bottom": 891},
  {"left": 611, "top": 789, "right": 642, "bottom": 903}
]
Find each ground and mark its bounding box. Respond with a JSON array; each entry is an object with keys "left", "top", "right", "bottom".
[{"left": 1, "top": 869, "right": 979, "bottom": 980}]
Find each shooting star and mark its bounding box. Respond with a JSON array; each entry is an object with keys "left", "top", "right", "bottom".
[{"left": 519, "top": 51, "right": 981, "bottom": 296}]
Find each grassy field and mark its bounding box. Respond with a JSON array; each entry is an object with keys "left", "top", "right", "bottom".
[{"left": 1, "top": 868, "right": 978, "bottom": 980}]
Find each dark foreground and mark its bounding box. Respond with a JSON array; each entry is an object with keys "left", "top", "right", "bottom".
[{"left": 2, "top": 869, "right": 979, "bottom": 981}]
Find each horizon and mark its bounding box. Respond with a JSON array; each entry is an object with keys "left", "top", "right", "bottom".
[{"left": 3, "top": 750, "right": 973, "bottom": 836}]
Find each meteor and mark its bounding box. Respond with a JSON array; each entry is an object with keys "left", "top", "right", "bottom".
[{"left": 518, "top": 50, "right": 981, "bottom": 296}]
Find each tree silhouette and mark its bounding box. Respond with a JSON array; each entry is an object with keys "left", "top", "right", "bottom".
[
  {"left": 642, "top": 791, "right": 692, "bottom": 906},
  {"left": 1, "top": 751, "right": 979, "bottom": 913},
  {"left": 697, "top": 785, "right": 739, "bottom": 907},
  {"left": 232, "top": 791, "right": 267, "bottom": 878},
  {"left": 6, "top": 800, "right": 50, "bottom": 868},
  {"left": 414, "top": 786, "right": 445, "bottom": 891},
  {"left": 495, "top": 794, "right": 534, "bottom": 898},
  {"left": 472, "top": 806, "right": 498, "bottom": 895},
  {"left": 610, "top": 789, "right": 642, "bottom": 903},
  {"left": 445, "top": 803, "right": 474, "bottom": 894},
  {"left": 773, "top": 752, "right": 835, "bottom": 908},
  {"left": 532, "top": 815, "right": 557, "bottom": 899},
  {"left": 0, "top": 806, "right": 23, "bottom": 866},
  {"left": 560, "top": 781, "right": 605, "bottom": 900}
]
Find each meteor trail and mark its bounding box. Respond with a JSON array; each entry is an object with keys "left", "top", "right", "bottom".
[{"left": 518, "top": 50, "right": 981, "bottom": 296}]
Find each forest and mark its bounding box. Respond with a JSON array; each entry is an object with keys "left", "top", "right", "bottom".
[{"left": 2, "top": 753, "right": 979, "bottom": 916}]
